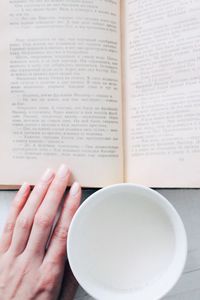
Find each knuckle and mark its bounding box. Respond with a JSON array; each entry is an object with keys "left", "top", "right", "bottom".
[
  {"left": 35, "top": 213, "right": 52, "bottom": 229},
  {"left": 0, "top": 274, "right": 7, "bottom": 290},
  {"left": 68, "top": 201, "right": 79, "bottom": 217},
  {"left": 32, "top": 188, "right": 41, "bottom": 200},
  {"left": 50, "top": 181, "right": 65, "bottom": 194},
  {"left": 46, "top": 262, "right": 61, "bottom": 277},
  {"left": 4, "top": 221, "right": 15, "bottom": 233},
  {"left": 32, "top": 183, "right": 45, "bottom": 198},
  {"left": 13, "top": 187, "right": 29, "bottom": 210},
  {"left": 15, "top": 263, "right": 28, "bottom": 277},
  {"left": 52, "top": 250, "right": 66, "bottom": 263},
  {"left": 54, "top": 225, "right": 67, "bottom": 242},
  {"left": 39, "top": 266, "right": 59, "bottom": 292},
  {"left": 38, "top": 276, "right": 55, "bottom": 292},
  {"left": 17, "top": 215, "right": 31, "bottom": 230},
  {"left": 12, "top": 200, "right": 21, "bottom": 211},
  {"left": 50, "top": 246, "right": 66, "bottom": 263},
  {"left": 13, "top": 199, "right": 24, "bottom": 212}
]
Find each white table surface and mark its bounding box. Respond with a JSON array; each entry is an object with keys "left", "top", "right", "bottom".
[{"left": 1, "top": 188, "right": 200, "bottom": 300}]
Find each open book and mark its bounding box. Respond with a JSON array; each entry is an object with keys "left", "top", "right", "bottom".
[{"left": 0, "top": 0, "right": 200, "bottom": 189}]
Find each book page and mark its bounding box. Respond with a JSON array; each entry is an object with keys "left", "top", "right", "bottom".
[
  {"left": 124, "top": 0, "right": 200, "bottom": 187},
  {"left": 0, "top": 0, "right": 123, "bottom": 188}
]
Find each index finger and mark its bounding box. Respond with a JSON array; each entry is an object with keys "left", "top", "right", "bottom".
[{"left": 44, "top": 182, "right": 81, "bottom": 264}]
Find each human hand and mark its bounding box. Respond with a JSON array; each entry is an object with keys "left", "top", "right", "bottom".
[{"left": 0, "top": 165, "right": 81, "bottom": 300}]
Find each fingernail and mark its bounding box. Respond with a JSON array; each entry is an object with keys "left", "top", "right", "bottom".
[
  {"left": 42, "top": 168, "right": 54, "bottom": 181},
  {"left": 57, "top": 164, "right": 70, "bottom": 178},
  {"left": 70, "top": 182, "right": 80, "bottom": 197},
  {"left": 20, "top": 182, "right": 30, "bottom": 194}
]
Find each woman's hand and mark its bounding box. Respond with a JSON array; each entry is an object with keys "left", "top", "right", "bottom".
[{"left": 0, "top": 164, "right": 81, "bottom": 300}]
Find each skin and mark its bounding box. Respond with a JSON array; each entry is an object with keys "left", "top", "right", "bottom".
[{"left": 0, "top": 164, "right": 81, "bottom": 300}]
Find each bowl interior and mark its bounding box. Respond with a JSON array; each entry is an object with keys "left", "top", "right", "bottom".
[{"left": 68, "top": 184, "right": 187, "bottom": 300}]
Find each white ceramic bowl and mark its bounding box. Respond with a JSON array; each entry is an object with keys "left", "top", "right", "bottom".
[{"left": 67, "top": 184, "right": 187, "bottom": 300}]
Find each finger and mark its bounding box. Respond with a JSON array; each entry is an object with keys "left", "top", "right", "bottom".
[
  {"left": 0, "top": 183, "right": 30, "bottom": 254},
  {"left": 10, "top": 168, "right": 55, "bottom": 255},
  {"left": 44, "top": 182, "right": 81, "bottom": 265},
  {"left": 26, "top": 164, "right": 70, "bottom": 258}
]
